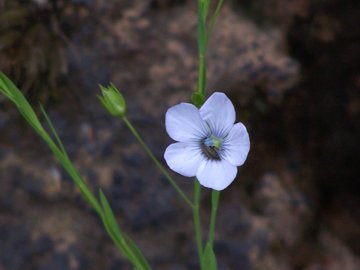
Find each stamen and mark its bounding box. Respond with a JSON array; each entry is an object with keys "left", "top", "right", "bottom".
[{"left": 200, "top": 135, "right": 222, "bottom": 160}]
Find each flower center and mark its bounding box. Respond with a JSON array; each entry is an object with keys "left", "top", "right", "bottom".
[{"left": 200, "top": 135, "right": 223, "bottom": 160}]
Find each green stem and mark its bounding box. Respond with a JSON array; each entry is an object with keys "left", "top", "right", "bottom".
[
  {"left": 41, "top": 133, "right": 103, "bottom": 215},
  {"left": 121, "top": 116, "right": 194, "bottom": 208},
  {"left": 193, "top": 179, "right": 204, "bottom": 266},
  {"left": 208, "top": 190, "right": 220, "bottom": 247},
  {"left": 197, "top": 54, "right": 207, "bottom": 97},
  {"left": 192, "top": 1, "right": 210, "bottom": 267}
]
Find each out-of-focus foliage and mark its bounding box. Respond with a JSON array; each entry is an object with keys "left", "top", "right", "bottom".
[{"left": 0, "top": 0, "right": 77, "bottom": 104}]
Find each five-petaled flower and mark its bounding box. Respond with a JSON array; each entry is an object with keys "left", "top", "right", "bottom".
[{"left": 164, "top": 92, "right": 250, "bottom": 190}]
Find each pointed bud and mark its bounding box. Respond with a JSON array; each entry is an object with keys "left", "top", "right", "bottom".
[{"left": 98, "top": 83, "right": 126, "bottom": 117}]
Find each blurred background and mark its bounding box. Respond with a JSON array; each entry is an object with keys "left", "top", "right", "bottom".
[{"left": 0, "top": 0, "right": 359, "bottom": 269}]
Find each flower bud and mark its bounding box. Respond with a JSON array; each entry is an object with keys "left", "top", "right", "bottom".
[{"left": 98, "top": 83, "right": 126, "bottom": 117}]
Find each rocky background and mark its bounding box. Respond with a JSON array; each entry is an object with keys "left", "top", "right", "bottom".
[{"left": 0, "top": 0, "right": 359, "bottom": 269}]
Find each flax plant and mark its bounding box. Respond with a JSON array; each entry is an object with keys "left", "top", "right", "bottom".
[{"left": 0, "top": 1, "right": 252, "bottom": 269}]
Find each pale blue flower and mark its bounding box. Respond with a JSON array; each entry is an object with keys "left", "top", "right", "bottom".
[{"left": 164, "top": 92, "right": 250, "bottom": 190}]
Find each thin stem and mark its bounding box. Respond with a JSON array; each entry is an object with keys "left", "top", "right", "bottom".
[
  {"left": 197, "top": 54, "right": 207, "bottom": 97},
  {"left": 40, "top": 133, "right": 103, "bottom": 215},
  {"left": 192, "top": 1, "right": 209, "bottom": 267},
  {"left": 99, "top": 212, "right": 141, "bottom": 269},
  {"left": 197, "top": 0, "right": 207, "bottom": 98},
  {"left": 121, "top": 116, "right": 194, "bottom": 208},
  {"left": 193, "top": 179, "right": 204, "bottom": 266},
  {"left": 208, "top": 190, "right": 220, "bottom": 247}
]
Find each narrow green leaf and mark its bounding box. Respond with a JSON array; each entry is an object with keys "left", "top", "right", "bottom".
[
  {"left": 206, "top": 0, "right": 224, "bottom": 43},
  {"left": 100, "top": 191, "right": 150, "bottom": 270},
  {"left": 202, "top": 243, "right": 217, "bottom": 270},
  {"left": 0, "top": 75, "right": 14, "bottom": 100},
  {"left": 99, "top": 203, "right": 132, "bottom": 259},
  {"left": 203, "top": 0, "right": 211, "bottom": 20},
  {"left": 0, "top": 72, "right": 44, "bottom": 133},
  {"left": 40, "top": 104, "right": 68, "bottom": 155},
  {"left": 124, "top": 235, "right": 152, "bottom": 270},
  {"left": 99, "top": 190, "right": 123, "bottom": 240},
  {"left": 0, "top": 73, "right": 102, "bottom": 215}
]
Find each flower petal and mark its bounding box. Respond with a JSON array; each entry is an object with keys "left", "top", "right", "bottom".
[
  {"left": 200, "top": 92, "right": 235, "bottom": 136},
  {"left": 222, "top": 122, "right": 250, "bottom": 166},
  {"left": 166, "top": 103, "right": 208, "bottom": 142},
  {"left": 164, "top": 142, "right": 203, "bottom": 177},
  {"left": 196, "top": 159, "right": 237, "bottom": 190}
]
